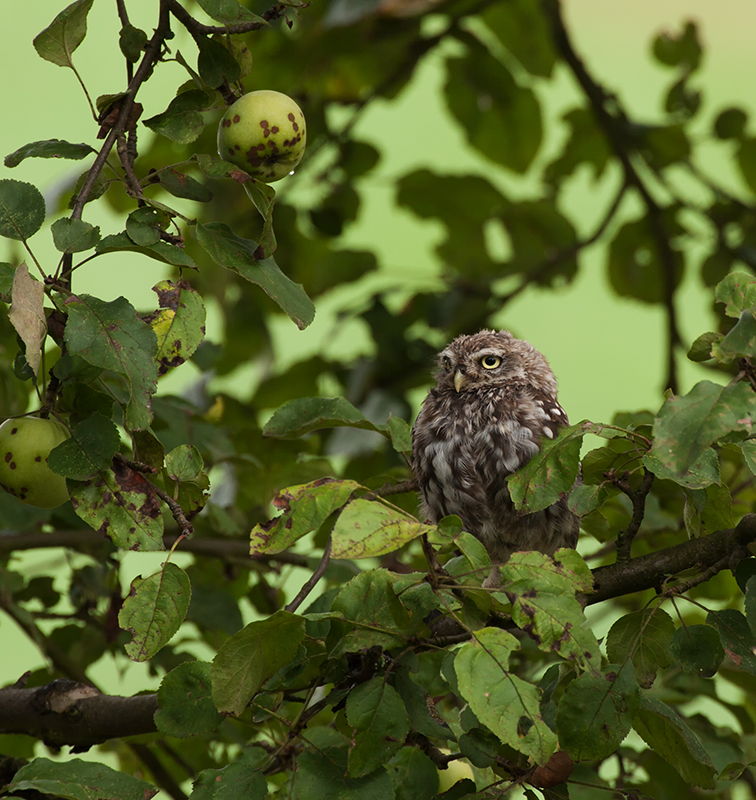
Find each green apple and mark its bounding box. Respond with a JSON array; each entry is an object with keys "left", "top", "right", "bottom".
[
  {"left": 0, "top": 417, "right": 70, "bottom": 508},
  {"left": 217, "top": 90, "right": 306, "bottom": 182}
]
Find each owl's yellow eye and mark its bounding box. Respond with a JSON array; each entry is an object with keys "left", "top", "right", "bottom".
[
  {"left": 442, "top": 357, "right": 452, "bottom": 371},
  {"left": 481, "top": 355, "right": 501, "bottom": 369}
]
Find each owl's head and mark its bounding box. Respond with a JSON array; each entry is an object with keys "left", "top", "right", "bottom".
[{"left": 434, "top": 329, "right": 558, "bottom": 395}]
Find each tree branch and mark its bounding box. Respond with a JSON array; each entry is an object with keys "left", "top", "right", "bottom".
[
  {"left": 164, "top": 0, "right": 294, "bottom": 36},
  {"left": 542, "top": 0, "right": 682, "bottom": 393}
]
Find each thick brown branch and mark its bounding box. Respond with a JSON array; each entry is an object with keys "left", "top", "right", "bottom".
[
  {"left": 588, "top": 514, "right": 756, "bottom": 604},
  {"left": 0, "top": 683, "right": 157, "bottom": 749}
]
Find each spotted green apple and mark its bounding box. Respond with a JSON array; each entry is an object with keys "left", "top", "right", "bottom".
[
  {"left": 217, "top": 90, "right": 306, "bottom": 182},
  {"left": 0, "top": 417, "right": 70, "bottom": 508}
]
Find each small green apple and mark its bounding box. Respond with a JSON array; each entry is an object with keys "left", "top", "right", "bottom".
[
  {"left": 217, "top": 90, "right": 306, "bottom": 182},
  {"left": 0, "top": 417, "right": 70, "bottom": 508}
]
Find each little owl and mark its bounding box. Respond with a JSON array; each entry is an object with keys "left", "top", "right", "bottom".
[{"left": 412, "top": 329, "right": 579, "bottom": 581}]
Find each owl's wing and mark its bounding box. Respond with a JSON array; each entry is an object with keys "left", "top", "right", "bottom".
[{"left": 530, "top": 388, "right": 570, "bottom": 441}]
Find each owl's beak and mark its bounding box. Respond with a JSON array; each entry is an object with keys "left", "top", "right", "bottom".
[{"left": 454, "top": 369, "right": 467, "bottom": 392}]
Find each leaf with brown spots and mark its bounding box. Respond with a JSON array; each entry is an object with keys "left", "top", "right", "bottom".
[
  {"left": 250, "top": 478, "right": 359, "bottom": 556},
  {"left": 498, "top": 550, "right": 600, "bottom": 670},
  {"left": 68, "top": 459, "right": 163, "bottom": 551},
  {"left": 147, "top": 280, "right": 206, "bottom": 376}
]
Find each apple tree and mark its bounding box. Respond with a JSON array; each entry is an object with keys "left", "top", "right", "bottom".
[{"left": 2, "top": 1, "right": 756, "bottom": 799}]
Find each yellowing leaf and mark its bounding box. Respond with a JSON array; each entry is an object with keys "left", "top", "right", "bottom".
[{"left": 9, "top": 262, "right": 46, "bottom": 376}]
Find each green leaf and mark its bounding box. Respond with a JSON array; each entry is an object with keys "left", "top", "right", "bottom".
[
  {"left": 195, "top": 221, "right": 315, "bottom": 329},
  {"left": 444, "top": 46, "right": 542, "bottom": 173},
  {"left": 687, "top": 331, "right": 721, "bottom": 362},
  {"left": 197, "top": 35, "right": 241, "bottom": 88},
  {"left": 297, "top": 749, "right": 394, "bottom": 800},
  {"left": 243, "top": 181, "right": 277, "bottom": 258},
  {"left": 119, "top": 23, "right": 148, "bottom": 63},
  {"left": 165, "top": 444, "right": 204, "bottom": 482},
  {"left": 196, "top": 0, "right": 266, "bottom": 24},
  {"left": 155, "top": 661, "right": 223, "bottom": 738},
  {"left": 714, "top": 271, "right": 756, "bottom": 318},
  {"left": 158, "top": 168, "right": 214, "bottom": 203},
  {"left": 97, "top": 231, "right": 197, "bottom": 268},
  {"left": 706, "top": 608, "right": 756, "bottom": 675},
  {"left": 482, "top": 0, "right": 557, "bottom": 77},
  {"left": 63, "top": 294, "right": 158, "bottom": 430},
  {"left": 669, "top": 624, "right": 724, "bottom": 677},
  {"left": 331, "top": 498, "right": 433, "bottom": 559},
  {"left": 545, "top": 107, "right": 611, "bottom": 186},
  {"left": 48, "top": 413, "right": 120, "bottom": 480},
  {"left": 607, "top": 214, "right": 684, "bottom": 304},
  {"left": 211, "top": 610, "right": 305, "bottom": 715},
  {"left": 51, "top": 217, "right": 100, "bottom": 253},
  {"left": 5, "top": 139, "right": 96, "bottom": 168},
  {"left": 346, "top": 677, "right": 410, "bottom": 777},
  {"left": 605, "top": 609, "right": 674, "bottom": 688},
  {"left": 633, "top": 694, "right": 716, "bottom": 789},
  {"left": 556, "top": 663, "right": 640, "bottom": 761},
  {"left": 33, "top": 0, "right": 95, "bottom": 69},
  {"left": 250, "top": 478, "right": 360, "bottom": 555},
  {"left": 387, "top": 747, "right": 439, "bottom": 800},
  {"left": 69, "top": 461, "right": 164, "bottom": 550},
  {"left": 508, "top": 421, "right": 593, "bottom": 513},
  {"left": 455, "top": 627, "right": 557, "bottom": 763},
  {"left": 144, "top": 90, "right": 210, "bottom": 144},
  {"left": 148, "top": 279, "right": 206, "bottom": 375},
  {"left": 190, "top": 760, "right": 268, "bottom": 800},
  {"left": 264, "top": 396, "right": 379, "bottom": 438},
  {"left": 497, "top": 551, "right": 600, "bottom": 670},
  {"left": 0, "top": 179, "right": 46, "bottom": 241},
  {"left": 393, "top": 666, "right": 454, "bottom": 742},
  {"left": 652, "top": 21, "right": 702, "bottom": 72},
  {"left": 126, "top": 207, "right": 167, "bottom": 246},
  {"left": 330, "top": 569, "right": 411, "bottom": 655},
  {"left": 714, "top": 309, "right": 756, "bottom": 361},
  {"left": 644, "top": 381, "right": 756, "bottom": 489},
  {"left": 0, "top": 261, "right": 14, "bottom": 302},
  {"left": 119, "top": 562, "right": 192, "bottom": 662},
  {"left": 387, "top": 416, "right": 412, "bottom": 454},
  {"left": 714, "top": 108, "right": 748, "bottom": 141}
]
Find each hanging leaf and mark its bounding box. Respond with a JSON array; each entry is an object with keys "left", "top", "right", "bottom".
[
  {"left": 8, "top": 263, "right": 46, "bottom": 377},
  {"left": 0, "top": 179, "right": 46, "bottom": 241},
  {"left": 5, "top": 139, "right": 96, "bottom": 168},
  {"left": 155, "top": 662, "right": 223, "bottom": 738},
  {"left": 33, "top": 0, "right": 95, "bottom": 69}
]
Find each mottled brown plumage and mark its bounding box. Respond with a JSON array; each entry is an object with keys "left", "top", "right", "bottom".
[{"left": 412, "top": 330, "right": 579, "bottom": 581}]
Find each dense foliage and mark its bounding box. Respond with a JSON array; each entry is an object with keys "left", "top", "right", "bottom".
[{"left": 2, "top": 1, "right": 756, "bottom": 798}]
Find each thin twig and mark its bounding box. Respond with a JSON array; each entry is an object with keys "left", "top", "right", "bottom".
[
  {"left": 609, "top": 468, "right": 655, "bottom": 560},
  {"left": 285, "top": 537, "right": 332, "bottom": 613},
  {"left": 165, "top": 0, "right": 293, "bottom": 36}
]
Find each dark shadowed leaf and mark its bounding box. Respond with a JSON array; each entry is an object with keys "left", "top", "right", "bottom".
[
  {"left": 51, "top": 217, "right": 100, "bottom": 253},
  {"left": 63, "top": 294, "right": 158, "bottom": 430},
  {"left": 482, "top": 0, "right": 557, "bottom": 77},
  {"left": 297, "top": 749, "right": 394, "bottom": 800},
  {"left": 669, "top": 624, "right": 724, "bottom": 677},
  {"left": 455, "top": 627, "right": 557, "bottom": 763},
  {"left": 346, "top": 677, "right": 409, "bottom": 777},
  {"left": 97, "top": 231, "right": 197, "bottom": 268},
  {"left": 605, "top": 608, "right": 674, "bottom": 688},
  {"left": 264, "top": 396, "right": 380, "bottom": 438},
  {"left": 196, "top": 0, "right": 266, "bottom": 24},
  {"left": 155, "top": 661, "right": 223, "bottom": 737},
  {"left": 159, "top": 168, "right": 214, "bottom": 202},
  {"left": 706, "top": 608, "right": 756, "bottom": 675},
  {"left": 243, "top": 181, "right": 277, "bottom": 258},
  {"left": 633, "top": 694, "right": 716, "bottom": 789},
  {"left": 119, "top": 562, "right": 192, "bottom": 662},
  {"left": 48, "top": 413, "right": 120, "bottom": 480},
  {"left": 714, "top": 108, "right": 748, "bottom": 141},
  {"left": 6, "top": 757, "right": 156, "bottom": 800},
  {"left": 0, "top": 179, "right": 46, "bottom": 241},
  {"left": 556, "top": 663, "right": 639, "bottom": 761},
  {"left": 119, "top": 23, "right": 147, "bottom": 62},
  {"left": 545, "top": 107, "right": 612, "bottom": 186},
  {"left": 33, "top": 0, "right": 95, "bottom": 69},
  {"left": 144, "top": 90, "right": 210, "bottom": 144},
  {"left": 652, "top": 21, "right": 701, "bottom": 72},
  {"left": 444, "top": 46, "right": 542, "bottom": 174},
  {"left": 195, "top": 221, "right": 314, "bottom": 329},
  {"left": 197, "top": 35, "right": 241, "bottom": 88},
  {"left": 5, "top": 139, "right": 96, "bottom": 168},
  {"left": 211, "top": 611, "right": 305, "bottom": 714},
  {"left": 190, "top": 760, "right": 268, "bottom": 800}
]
